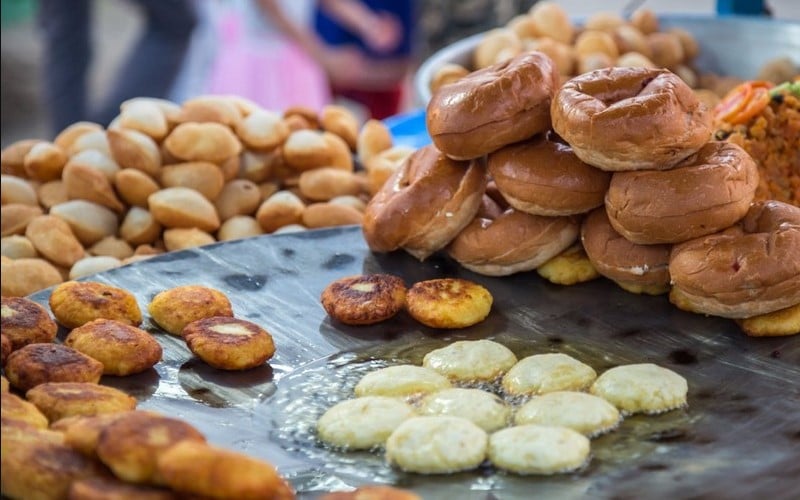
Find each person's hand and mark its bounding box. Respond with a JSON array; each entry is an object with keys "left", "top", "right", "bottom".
[{"left": 360, "top": 11, "right": 403, "bottom": 54}]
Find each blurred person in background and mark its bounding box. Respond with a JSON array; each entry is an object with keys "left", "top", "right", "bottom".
[
  {"left": 313, "top": 0, "right": 418, "bottom": 119},
  {"left": 38, "top": 0, "right": 197, "bottom": 134}
]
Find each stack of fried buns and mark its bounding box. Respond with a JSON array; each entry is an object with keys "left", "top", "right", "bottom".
[{"left": 364, "top": 52, "right": 799, "bottom": 337}]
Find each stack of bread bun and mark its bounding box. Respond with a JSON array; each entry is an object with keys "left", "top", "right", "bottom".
[
  {"left": 364, "top": 50, "right": 800, "bottom": 337},
  {"left": 1, "top": 96, "right": 414, "bottom": 297}
]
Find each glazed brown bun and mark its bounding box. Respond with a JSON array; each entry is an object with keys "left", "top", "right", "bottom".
[
  {"left": 448, "top": 184, "right": 579, "bottom": 276},
  {"left": 363, "top": 144, "right": 487, "bottom": 260},
  {"left": 605, "top": 142, "right": 758, "bottom": 244},
  {"left": 669, "top": 200, "right": 800, "bottom": 318},
  {"left": 426, "top": 51, "right": 558, "bottom": 160},
  {"left": 581, "top": 207, "right": 671, "bottom": 295},
  {"left": 488, "top": 131, "right": 611, "bottom": 216},
  {"left": 551, "top": 67, "right": 712, "bottom": 171}
]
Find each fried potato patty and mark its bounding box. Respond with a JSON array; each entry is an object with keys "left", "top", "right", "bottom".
[
  {"left": 536, "top": 243, "right": 600, "bottom": 285},
  {"left": 52, "top": 411, "right": 139, "bottom": 457},
  {"left": 182, "top": 316, "right": 275, "bottom": 370},
  {"left": 488, "top": 424, "right": 590, "bottom": 475},
  {"left": 736, "top": 302, "right": 800, "bottom": 337},
  {"left": 65, "top": 319, "right": 162, "bottom": 376},
  {"left": 5, "top": 343, "right": 104, "bottom": 392},
  {"left": 157, "top": 440, "right": 290, "bottom": 500},
  {"left": 1, "top": 374, "right": 9, "bottom": 392},
  {"left": 422, "top": 339, "right": 517, "bottom": 382},
  {"left": 1, "top": 333, "right": 11, "bottom": 366},
  {"left": 148, "top": 285, "right": 233, "bottom": 336},
  {"left": 95, "top": 411, "right": 206, "bottom": 485},
  {"left": 385, "top": 416, "right": 488, "bottom": 474},
  {"left": 590, "top": 363, "right": 688, "bottom": 415},
  {"left": 321, "top": 485, "right": 421, "bottom": 500},
  {"left": 1, "top": 296, "right": 58, "bottom": 350},
  {"left": 2, "top": 390, "right": 49, "bottom": 428},
  {"left": 49, "top": 281, "right": 142, "bottom": 328},
  {"left": 405, "top": 278, "right": 492, "bottom": 329},
  {"left": 317, "top": 396, "right": 416, "bottom": 450},
  {"left": 321, "top": 274, "right": 407, "bottom": 325},
  {"left": 1, "top": 435, "right": 108, "bottom": 500},
  {"left": 26, "top": 382, "right": 137, "bottom": 423},
  {"left": 68, "top": 476, "right": 178, "bottom": 500},
  {"left": 502, "top": 353, "right": 597, "bottom": 397},
  {"left": 354, "top": 364, "right": 451, "bottom": 398}
]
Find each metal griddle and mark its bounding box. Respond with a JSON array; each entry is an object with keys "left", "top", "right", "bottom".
[{"left": 28, "top": 226, "right": 800, "bottom": 500}]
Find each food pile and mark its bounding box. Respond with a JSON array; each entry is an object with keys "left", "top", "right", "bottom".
[
  {"left": 315, "top": 339, "right": 688, "bottom": 476},
  {"left": 714, "top": 80, "right": 800, "bottom": 206},
  {"left": 364, "top": 52, "right": 800, "bottom": 337},
  {"left": 1, "top": 96, "right": 416, "bottom": 297}
]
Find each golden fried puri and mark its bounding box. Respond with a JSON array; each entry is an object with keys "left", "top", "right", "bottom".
[
  {"left": 321, "top": 485, "right": 422, "bottom": 500},
  {"left": 2, "top": 390, "right": 49, "bottom": 428},
  {"left": 157, "top": 440, "right": 291, "bottom": 500},
  {"left": 148, "top": 285, "right": 233, "bottom": 336},
  {"left": 182, "top": 316, "right": 275, "bottom": 371},
  {"left": 68, "top": 476, "right": 178, "bottom": 500},
  {"left": 1, "top": 333, "right": 10, "bottom": 366},
  {"left": 49, "top": 281, "right": 142, "bottom": 329},
  {"left": 5, "top": 343, "right": 104, "bottom": 392},
  {"left": 1, "top": 296, "right": 58, "bottom": 350},
  {"left": 26, "top": 382, "right": 137, "bottom": 422},
  {"left": 321, "top": 274, "right": 407, "bottom": 325},
  {"left": 65, "top": 319, "right": 162, "bottom": 375},
  {"left": 1, "top": 437, "right": 108, "bottom": 500},
  {"left": 95, "top": 411, "right": 206, "bottom": 485},
  {"left": 405, "top": 278, "right": 493, "bottom": 329}
]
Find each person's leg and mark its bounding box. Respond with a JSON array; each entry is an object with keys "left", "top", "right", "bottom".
[
  {"left": 93, "top": 0, "right": 197, "bottom": 125},
  {"left": 38, "top": 0, "right": 92, "bottom": 135}
]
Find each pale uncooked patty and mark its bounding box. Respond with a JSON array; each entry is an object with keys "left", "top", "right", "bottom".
[
  {"left": 590, "top": 363, "right": 688, "bottom": 415},
  {"left": 514, "top": 391, "right": 621, "bottom": 437},
  {"left": 418, "top": 388, "right": 511, "bottom": 432},
  {"left": 354, "top": 365, "right": 451, "bottom": 397},
  {"left": 385, "top": 416, "right": 488, "bottom": 474},
  {"left": 422, "top": 339, "right": 517, "bottom": 382},
  {"left": 488, "top": 424, "right": 590, "bottom": 475},
  {"left": 502, "top": 353, "right": 597, "bottom": 396},
  {"left": 317, "top": 396, "right": 416, "bottom": 449}
]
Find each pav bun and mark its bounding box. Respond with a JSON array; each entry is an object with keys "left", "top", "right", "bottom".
[
  {"left": 551, "top": 67, "right": 712, "bottom": 171},
  {"left": 427, "top": 52, "right": 559, "bottom": 160}
]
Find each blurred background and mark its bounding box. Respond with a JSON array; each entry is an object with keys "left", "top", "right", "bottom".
[{"left": 2, "top": 0, "right": 799, "bottom": 147}]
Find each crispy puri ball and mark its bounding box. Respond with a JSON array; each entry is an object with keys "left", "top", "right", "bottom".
[
  {"left": 418, "top": 388, "right": 511, "bottom": 432},
  {"left": 51, "top": 411, "right": 139, "bottom": 457},
  {"left": 68, "top": 476, "right": 178, "bottom": 500},
  {"left": 5, "top": 343, "right": 104, "bottom": 392},
  {"left": 148, "top": 285, "right": 233, "bottom": 336},
  {"left": 422, "top": 339, "right": 517, "bottom": 382},
  {"left": 488, "top": 424, "right": 590, "bottom": 475},
  {"left": 590, "top": 363, "right": 688, "bottom": 415},
  {"left": 736, "top": 303, "right": 800, "bottom": 337},
  {"left": 321, "top": 485, "right": 421, "bottom": 500},
  {"left": 26, "top": 382, "right": 137, "bottom": 422},
  {"left": 1, "top": 296, "right": 58, "bottom": 350},
  {"left": 514, "top": 391, "right": 621, "bottom": 437},
  {"left": 1, "top": 435, "right": 108, "bottom": 500},
  {"left": 65, "top": 319, "right": 162, "bottom": 376},
  {"left": 49, "top": 281, "right": 142, "bottom": 329},
  {"left": 354, "top": 365, "right": 451, "bottom": 398},
  {"left": 405, "top": 278, "right": 493, "bottom": 329},
  {"left": 2, "top": 390, "right": 49, "bottom": 428},
  {"left": 502, "top": 353, "right": 597, "bottom": 397},
  {"left": 95, "top": 411, "right": 206, "bottom": 485},
  {"left": 317, "top": 396, "right": 416, "bottom": 450},
  {"left": 536, "top": 243, "right": 600, "bottom": 286},
  {"left": 385, "top": 416, "right": 488, "bottom": 474},
  {"left": 157, "top": 440, "right": 291, "bottom": 500},
  {"left": 320, "top": 274, "right": 407, "bottom": 325},
  {"left": 182, "top": 316, "right": 275, "bottom": 371},
  {"left": 1, "top": 333, "right": 10, "bottom": 366}
]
